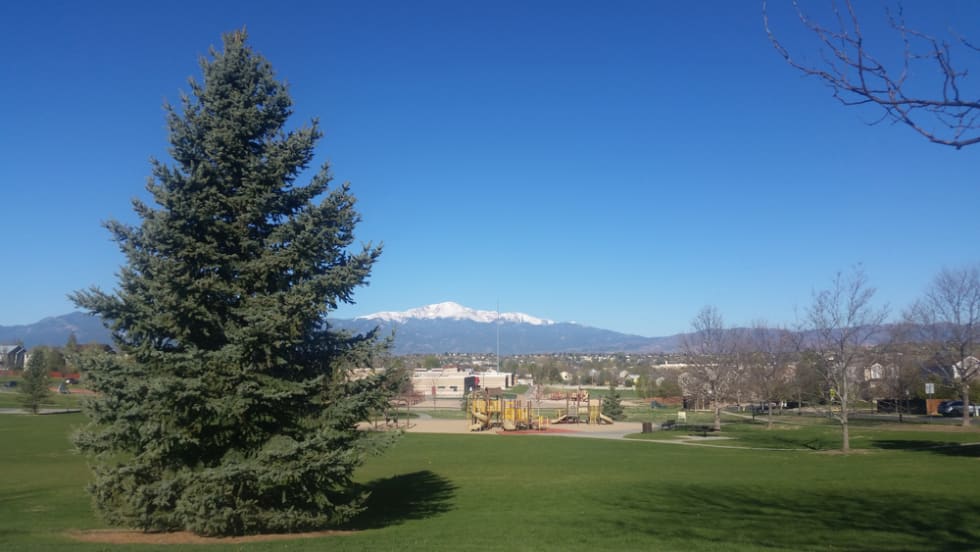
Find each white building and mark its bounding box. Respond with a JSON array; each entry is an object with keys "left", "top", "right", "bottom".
[{"left": 411, "top": 368, "right": 513, "bottom": 398}]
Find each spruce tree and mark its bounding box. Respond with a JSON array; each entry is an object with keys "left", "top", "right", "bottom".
[
  {"left": 602, "top": 383, "right": 625, "bottom": 421},
  {"left": 71, "top": 30, "right": 394, "bottom": 536},
  {"left": 20, "top": 349, "right": 51, "bottom": 414}
]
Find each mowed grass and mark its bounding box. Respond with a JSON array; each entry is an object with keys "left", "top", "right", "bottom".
[
  {"left": 1, "top": 414, "right": 979, "bottom": 551},
  {"left": 0, "top": 382, "right": 85, "bottom": 410}
]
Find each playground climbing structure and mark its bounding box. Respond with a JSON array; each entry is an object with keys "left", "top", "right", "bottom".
[{"left": 466, "top": 390, "right": 614, "bottom": 432}]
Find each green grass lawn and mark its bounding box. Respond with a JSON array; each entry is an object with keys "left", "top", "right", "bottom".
[
  {"left": 0, "top": 386, "right": 85, "bottom": 410},
  {"left": 423, "top": 409, "right": 467, "bottom": 420},
  {"left": 2, "top": 413, "right": 979, "bottom": 551},
  {"left": 571, "top": 387, "right": 639, "bottom": 399}
]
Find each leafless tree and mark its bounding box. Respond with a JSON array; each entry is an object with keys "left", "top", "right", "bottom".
[
  {"left": 788, "top": 349, "right": 832, "bottom": 416},
  {"left": 764, "top": 0, "right": 980, "bottom": 149},
  {"left": 807, "top": 267, "right": 889, "bottom": 452},
  {"left": 877, "top": 338, "right": 926, "bottom": 423},
  {"left": 905, "top": 265, "right": 980, "bottom": 427},
  {"left": 682, "top": 306, "right": 740, "bottom": 431},
  {"left": 745, "top": 321, "right": 799, "bottom": 429}
]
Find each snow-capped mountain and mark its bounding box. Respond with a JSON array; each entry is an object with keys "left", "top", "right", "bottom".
[
  {"left": 359, "top": 301, "right": 555, "bottom": 326},
  {"left": 3, "top": 303, "right": 682, "bottom": 355},
  {"left": 338, "top": 301, "right": 674, "bottom": 354}
]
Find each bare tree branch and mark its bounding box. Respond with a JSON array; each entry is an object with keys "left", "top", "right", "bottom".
[{"left": 764, "top": 0, "right": 980, "bottom": 148}]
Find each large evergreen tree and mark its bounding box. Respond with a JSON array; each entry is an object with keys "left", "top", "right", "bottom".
[{"left": 71, "top": 30, "right": 394, "bottom": 536}]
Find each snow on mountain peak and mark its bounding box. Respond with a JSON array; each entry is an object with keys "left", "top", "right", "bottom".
[{"left": 358, "top": 301, "right": 555, "bottom": 326}]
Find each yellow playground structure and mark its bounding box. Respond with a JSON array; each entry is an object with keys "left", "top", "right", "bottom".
[{"left": 466, "top": 391, "right": 614, "bottom": 432}]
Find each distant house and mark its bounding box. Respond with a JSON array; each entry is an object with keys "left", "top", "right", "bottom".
[
  {"left": 864, "top": 362, "right": 885, "bottom": 382},
  {"left": 953, "top": 356, "right": 980, "bottom": 381},
  {"left": 0, "top": 345, "right": 26, "bottom": 369}
]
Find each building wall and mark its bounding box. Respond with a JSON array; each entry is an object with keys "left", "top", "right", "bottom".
[{"left": 411, "top": 369, "right": 511, "bottom": 398}]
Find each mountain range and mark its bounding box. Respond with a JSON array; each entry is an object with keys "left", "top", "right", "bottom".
[
  {"left": 0, "top": 312, "right": 112, "bottom": 350},
  {"left": 0, "top": 302, "right": 682, "bottom": 354}
]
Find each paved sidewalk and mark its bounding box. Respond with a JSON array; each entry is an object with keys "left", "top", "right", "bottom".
[{"left": 0, "top": 408, "right": 81, "bottom": 415}]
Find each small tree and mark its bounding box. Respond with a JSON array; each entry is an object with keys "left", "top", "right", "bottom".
[
  {"left": 657, "top": 375, "right": 682, "bottom": 399},
  {"left": 682, "top": 306, "right": 739, "bottom": 431},
  {"left": 66, "top": 332, "right": 80, "bottom": 353},
  {"left": 44, "top": 347, "right": 67, "bottom": 375},
  {"left": 904, "top": 265, "right": 980, "bottom": 427},
  {"left": 807, "top": 267, "right": 888, "bottom": 452},
  {"left": 602, "top": 383, "right": 625, "bottom": 421},
  {"left": 64, "top": 333, "right": 80, "bottom": 373},
  {"left": 745, "top": 322, "right": 797, "bottom": 429},
  {"left": 20, "top": 349, "right": 51, "bottom": 414}
]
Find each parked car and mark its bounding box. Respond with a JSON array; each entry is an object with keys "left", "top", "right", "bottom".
[{"left": 938, "top": 400, "right": 979, "bottom": 417}]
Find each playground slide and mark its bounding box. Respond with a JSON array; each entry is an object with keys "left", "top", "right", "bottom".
[
  {"left": 469, "top": 411, "right": 489, "bottom": 431},
  {"left": 502, "top": 419, "right": 516, "bottom": 431},
  {"left": 598, "top": 414, "right": 614, "bottom": 424},
  {"left": 550, "top": 414, "right": 571, "bottom": 424}
]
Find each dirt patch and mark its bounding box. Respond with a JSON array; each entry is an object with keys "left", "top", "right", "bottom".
[{"left": 68, "top": 529, "right": 353, "bottom": 545}]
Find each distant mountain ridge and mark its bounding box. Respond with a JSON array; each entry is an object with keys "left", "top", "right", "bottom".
[
  {"left": 2, "top": 303, "right": 683, "bottom": 354},
  {"left": 0, "top": 304, "right": 898, "bottom": 355},
  {"left": 0, "top": 312, "right": 112, "bottom": 349},
  {"left": 337, "top": 302, "right": 680, "bottom": 354}
]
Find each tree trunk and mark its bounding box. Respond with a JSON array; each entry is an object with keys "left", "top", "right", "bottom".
[
  {"left": 766, "top": 403, "right": 773, "bottom": 430},
  {"left": 837, "top": 366, "right": 853, "bottom": 452},
  {"left": 713, "top": 401, "right": 722, "bottom": 431},
  {"left": 962, "top": 384, "right": 972, "bottom": 428}
]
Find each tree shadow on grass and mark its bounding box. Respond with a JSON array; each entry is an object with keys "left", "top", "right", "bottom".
[
  {"left": 595, "top": 482, "right": 980, "bottom": 551},
  {"left": 728, "top": 431, "right": 836, "bottom": 450},
  {"left": 765, "top": 435, "right": 832, "bottom": 450},
  {"left": 873, "top": 439, "right": 980, "bottom": 457},
  {"left": 345, "top": 470, "right": 456, "bottom": 530}
]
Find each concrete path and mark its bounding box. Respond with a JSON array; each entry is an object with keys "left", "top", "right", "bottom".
[{"left": 0, "top": 408, "right": 81, "bottom": 415}]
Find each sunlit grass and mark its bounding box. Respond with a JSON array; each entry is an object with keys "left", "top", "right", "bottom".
[
  {"left": 0, "top": 384, "right": 85, "bottom": 410},
  {"left": 1, "top": 413, "right": 979, "bottom": 551}
]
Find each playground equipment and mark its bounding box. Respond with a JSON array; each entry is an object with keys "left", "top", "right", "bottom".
[
  {"left": 466, "top": 390, "right": 613, "bottom": 432},
  {"left": 467, "top": 393, "right": 538, "bottom": 431},
  {"left": 549, "top": 389, "right": 589, "bottom": 401}
]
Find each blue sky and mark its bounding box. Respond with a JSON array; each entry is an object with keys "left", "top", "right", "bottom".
[{"left": 1, "top": 1, "right": 978, "bottom": 337}]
